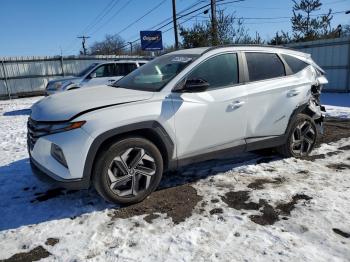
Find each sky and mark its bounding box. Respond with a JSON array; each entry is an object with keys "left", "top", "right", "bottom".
[{"left": 0, "top": 0, "right": 349, "bottom": 56}]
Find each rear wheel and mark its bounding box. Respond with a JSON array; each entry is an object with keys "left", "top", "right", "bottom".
[
  {"left": 92, "top": 137, "right": 163, "bottom": 204},
  {"left": 277, "top": 114, "right": 317, "bottom": 158}
]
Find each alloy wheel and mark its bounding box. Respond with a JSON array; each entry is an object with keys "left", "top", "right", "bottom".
[
  {"left": 107, "top": 147, "right": 156, "bottom": 197},
  {"left": 290, "top": 120, "right": 316, "bottom": 156}
]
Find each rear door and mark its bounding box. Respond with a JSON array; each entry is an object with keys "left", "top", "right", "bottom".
[
  {"left": 171, "top": 53, "right": 248, "bottom": 160},
  {"left": 242, "top": 52, "right": 312, "bottom": 140}
]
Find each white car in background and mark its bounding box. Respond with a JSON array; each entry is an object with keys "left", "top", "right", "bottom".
[{"left": 45, "top": 60, "right": 148, "bottom": 95}]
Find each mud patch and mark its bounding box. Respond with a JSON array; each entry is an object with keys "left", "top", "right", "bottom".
[
  {"left": 110, "top": 185, "right": 202, "bottom": 224},
  {"left": 326, "top": 163, "right": 350, "bottom": 171},
  {"left": 333, "top": 228, "right": 350, "bottom": 238},
  {"left": 303, "top": 154, "right": 325, "bottom": 161},
  {"left": 210, "top": 208, "right": 223, "bottom": 215},
  {"left": 222, "top": 191, "right": 312, "bottom": 226},
  {"left": 221, "top": 191, "right": 260, "bottom": 211},
  {"left": 45, "top": 238, "right": 59, "bottom": 247},
  {"left": 247, "top": 177, "right": 284, "bottom": 190},
  {"left": 143, "top": 214, "right": 160, "bottom": 224},
  {"left": 276, "top": 194, "right": 312, "bottom": 216},
  {"left": 317, "top": 119, "right": 350, "bottom": 145},
  {"left": 249, "top": 201, "right": 279, "bottom": 225},
  {"left": 326, "top": 151, "right": 342, "bottom": 157},
  {"left": 338, "top": 145, "right": 350, "bottom": 151},
  {"left": 2, "top": 246, "right": 51, "bottom": 262}
]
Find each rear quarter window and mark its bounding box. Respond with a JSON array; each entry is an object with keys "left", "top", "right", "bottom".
[
  {"left": 245, "top": 52, "right": 285, "bottom": 82},
  {"left": 281, "top": 54, "right": 309, "bottom": 74}
]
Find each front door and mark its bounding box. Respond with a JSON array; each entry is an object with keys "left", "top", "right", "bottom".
[{"left": 172, "top": 53, "right": 247, "bottom": 160}]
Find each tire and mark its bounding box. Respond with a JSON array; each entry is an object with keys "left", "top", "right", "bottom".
[
  {"left": 92, "top": 137, "right": 163, "bottom": 205},
  {"left": 277, "top": 114, "right": 317, "bottom": 158}
]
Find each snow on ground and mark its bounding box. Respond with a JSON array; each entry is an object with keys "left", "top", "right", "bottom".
[
  {"left": 321, "top": 92, "right": 350, "bottom": 119},
  {"left": 0, "top": 95, "right": 350, "bottom": 261}
]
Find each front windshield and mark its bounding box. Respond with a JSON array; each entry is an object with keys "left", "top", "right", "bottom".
[
  {"left": 114, "top": 54, "right": 198, "bottom": 91},
  {"left": 75, "top": 63, "right": 99, "bottom": 77}
]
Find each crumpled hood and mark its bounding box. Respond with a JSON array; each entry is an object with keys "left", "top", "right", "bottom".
[{"left": 31, "top": 85, "right": 154, "bottom": 121}]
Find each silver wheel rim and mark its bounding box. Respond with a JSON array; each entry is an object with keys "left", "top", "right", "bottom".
[
  {"left": 290, "top": 120, "right": 316, "bottom": 156},
  {"left": 107, "top": 147, "right": 156, "bottom": 197}
]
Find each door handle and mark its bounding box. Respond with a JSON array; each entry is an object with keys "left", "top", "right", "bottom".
[
  {"left": 229, "top": 101, "right": 245, "bottom": 110},
  {"left": 287, "top": 90, "right": 300, "bottom": 97},
  {"left": 108, "top": 79, "right": 115, "bottom": 82}
]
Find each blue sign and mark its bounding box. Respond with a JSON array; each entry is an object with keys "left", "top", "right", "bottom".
[{"left": 140, "top": 31, "right": 163, "bottom": 51}]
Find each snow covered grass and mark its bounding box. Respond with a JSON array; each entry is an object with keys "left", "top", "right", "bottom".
[{"left": 0, "top": 95, "right": 350, "bottom": 261}]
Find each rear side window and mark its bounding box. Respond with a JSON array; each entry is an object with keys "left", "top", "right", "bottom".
[
  {"left": 187, "top": 53, "right": 239, "bottom": 89},
  {"left": 245, "top": 52, "right": 285, "bottom": 82},
  {"left": 115, "top": 63, "right": 138, "bottom": 75},
  {"left": 281, "top": 54, "right": 309, "bottom": 74}
]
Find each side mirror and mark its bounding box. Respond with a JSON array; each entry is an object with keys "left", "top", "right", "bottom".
[
  {"left": 90, "top": 72, "right": 97, "bottom": 79},
  {"left": 173, "top": 78, "right": 210, "bottom": 93}
]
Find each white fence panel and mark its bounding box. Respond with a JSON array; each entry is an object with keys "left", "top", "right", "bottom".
[{"left": 0, "top": 55, "right": 151, "bottom": 98}]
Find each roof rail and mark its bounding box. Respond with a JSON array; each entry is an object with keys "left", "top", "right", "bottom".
[{"left": 202, "top": 44, "right": 296, "bottom": 54}]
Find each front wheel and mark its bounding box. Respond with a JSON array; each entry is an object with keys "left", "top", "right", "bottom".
[
  {"left": 92, "top": 137, "right": 163, "bottom": 204},
  {"left": 277, "top": 114, "right": 317, "bottom": 158}
]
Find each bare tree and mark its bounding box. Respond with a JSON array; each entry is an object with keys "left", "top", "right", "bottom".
[{"left": 90, "top": 34, "right": 126, "bottom": 55}]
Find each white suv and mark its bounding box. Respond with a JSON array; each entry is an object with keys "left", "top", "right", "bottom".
[
  {"left": 45, "top": 60, "right": 148, "bottom": 95},
  {"left": 28, "top": 45, "right": 327, "bottom": 204}
]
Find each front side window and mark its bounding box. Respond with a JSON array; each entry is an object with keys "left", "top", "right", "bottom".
[
  {"left": 245, "top": 52, "right": 285, "bottom": 82},
  {"left": 187, "top": 53, "right": 239, "bottom": 89},
  {"left": 114, "top": 54, "right": 198, "bottom": 91},
  {"left": 76, "top": 63, "right": 99, "bottom": 77},
  {"left": 93, "top": 64, "right": 115, "bottom": 78},
  {"left": 281, "top": 54, "right": 309, "bottom": 74}
]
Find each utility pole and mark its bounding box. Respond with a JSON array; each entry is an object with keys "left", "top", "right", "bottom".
[
  {"left": 77, "top": 35, "right": 90, "bottom": 55},
  {"left": 210, "top": 0, "right": 218, "bottom": 46},
  {"left": 172, "top": 0, "right": 179, "bottom": 49},
  {"left": 128, "top": 42, "right": 133, "bottom": 55}
]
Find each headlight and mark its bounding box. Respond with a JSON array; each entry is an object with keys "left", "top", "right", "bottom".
[
  {"left": 54, "top": 81, "right": 73, "bottom": 90},
  {"left": 49, "top": 121, "right": 86, "bottom": 135}
]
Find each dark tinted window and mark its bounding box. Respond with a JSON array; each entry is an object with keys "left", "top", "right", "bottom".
[
  {"left": 187, "top": 53, "right": 238, "bottom": 89},
  {"left": 93, "top": 64, "right": 116, "bottom": 77},
  {"left": 115, "top": 63, "right": 138, "bottom": 75},
  {"left": 281, "top": 54, "right": 309, "bottom": 74},
  {"left": 245, "top": 52, "right": 285, "bottom": 82}
]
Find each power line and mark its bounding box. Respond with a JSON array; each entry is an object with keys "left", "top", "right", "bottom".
[
  {"left": 232, "top": 10, "right": 349, "bottom": 20},
  {"left": 82, "top": 0, "right": 121, "bottom": 34},
  {"left": 61, "top": 0, "right": 121, "bottom": 54},
  {"left": 123, "top": 0, "right": 208, "bottom": 42},
  {"left": 116, "top": 0, "right": 167, "bottom": 36},
  {"left": 90, "top": 0, "right": 134, "bottom": 35}
]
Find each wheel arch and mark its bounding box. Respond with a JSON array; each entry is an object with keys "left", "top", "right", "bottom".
[{"left": 82, "top": 121, "right": 175, "bottom": 187}]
